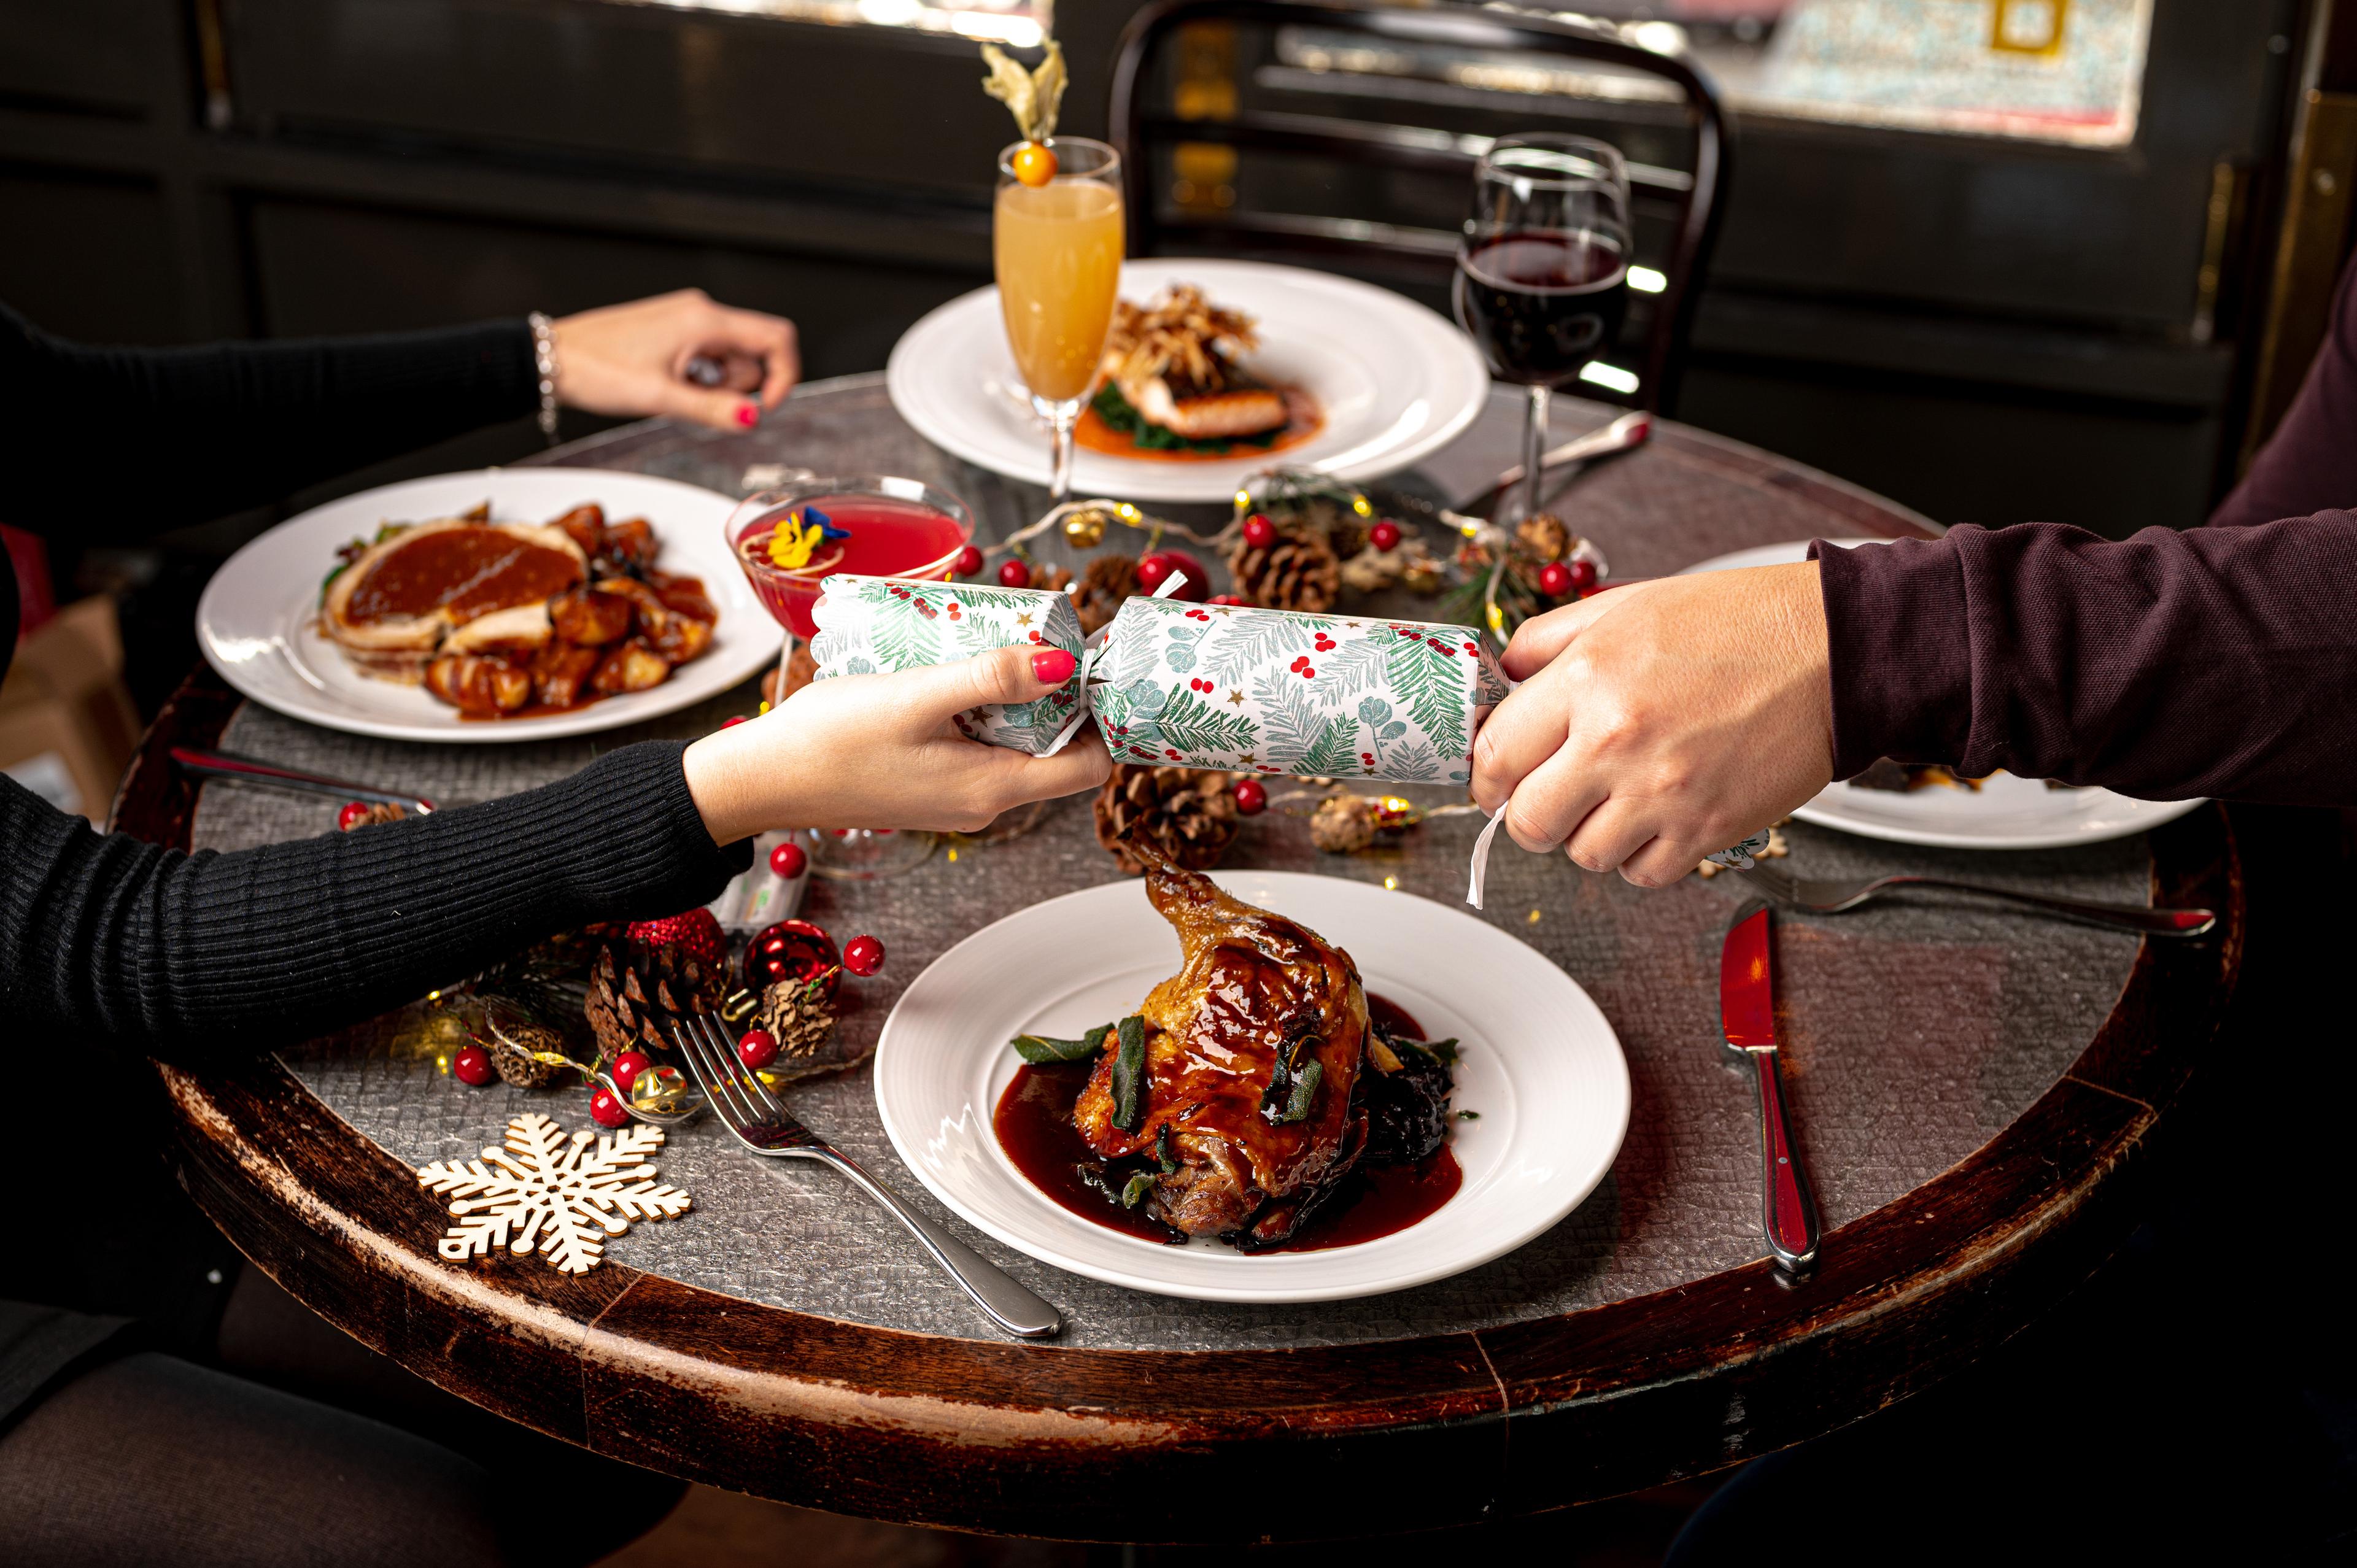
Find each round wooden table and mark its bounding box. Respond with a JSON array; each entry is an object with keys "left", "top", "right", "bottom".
[{"left": 115, "top": 378, "right": 2242, "bottom": 1543}]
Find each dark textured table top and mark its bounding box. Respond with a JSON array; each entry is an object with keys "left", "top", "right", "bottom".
[{"left": 184, "top": 376, "right": 2153, "bottom": 1351}]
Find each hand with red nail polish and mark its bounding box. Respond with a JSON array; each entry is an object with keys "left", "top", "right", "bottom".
[
  {"left": 547, "top": 288, "right": 800, "bottom": 433},
  {"left": 682, "top": 642, "right": 1110, "bottom": 844}
]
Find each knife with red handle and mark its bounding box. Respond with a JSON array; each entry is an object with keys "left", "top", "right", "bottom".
[{"left": 1720, "top": 900, "right": 1819, "bottom": 1276}]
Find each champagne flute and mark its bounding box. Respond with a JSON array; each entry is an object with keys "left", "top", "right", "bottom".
[
  {"left": 995, "top": 137, "right": 1124, "bottom": 501},
  {"left": 1452, "top": 134, "right": 1633, "bottom": 523}
]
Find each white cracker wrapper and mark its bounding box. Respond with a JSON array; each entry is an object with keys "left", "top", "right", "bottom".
[
  {"left": 810, "top": 572, "right": 1771, "bottom": 906},
  {"left": 812, "top": 574, "right": 1504, "bottom": 783}
]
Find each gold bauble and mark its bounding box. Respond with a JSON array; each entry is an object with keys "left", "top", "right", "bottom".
[{"left": 1063, "top": 509, "right": 1109, "bottom": 548}]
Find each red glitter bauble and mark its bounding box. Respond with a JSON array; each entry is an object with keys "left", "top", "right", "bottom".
[
  {"left": 1538, "top": 560, "right": 1575, "bottom": 599},
  {"left": 744, "top": 919, "right": 840, "bottom": 998},
  {"left": 589, "top": 1087, "right": 630, "bottom": 1129},
  {"left": 624, "top": 908, "right": 727, "bottom": 974},
  {"left": 997, "top": 558, "right": 1032, "bottom": 589},
  {"left": 611, "top": 1051, "right": 653, "bottom": 1091},
  {"left": 1232, "top": 778, "right": 1268, "bottom": 816},
  {"left": 1369, "top": 520, "right": 1403, "bottom": 552},
  {"left": 453, "top": 1045, "right": 494, "bottom": 1087},
  {"left": 842, "top": 933, "right": 886, "bottom": 976},
  {"left": 954, "top": 544, "right": 985, "bottom": 577},
  {"left": 768, "top": 841, "right": 808, "bottom": 879}
]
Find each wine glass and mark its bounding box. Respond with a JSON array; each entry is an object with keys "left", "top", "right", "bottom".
[
  {"left": 725, "top": 476, "right": 973, "bottom": 879},
  {"left": 995, "top": 136, "right": 1124, "bottom": 502},
  {"left": 1452, "top": 134, "right": 1633, "bottom": 523}
]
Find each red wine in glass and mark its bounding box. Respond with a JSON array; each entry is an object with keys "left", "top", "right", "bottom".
[{"left": 1453, "top": 228, "right": 1630, "bottom": 389}]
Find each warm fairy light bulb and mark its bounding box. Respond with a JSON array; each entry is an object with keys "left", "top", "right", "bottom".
[
  {"left": 1486, "top": 603, "right": 1506, "bottom": 633},
  {"left": 1353, "top": 496, "right": 1373, "bottom": 517},
  {"left": 436, "top": 1054, "right": 450, "bottom": 1073},
  {"left": 1382, "top": 875, "right": 1399, "bottom": 890},
  {"left": 427, "top": 989, "right": 441, "bottom": 1002},
  {"left": 1116, "top": 502, "right": 1142, "bottom": 522},
  {"left": 1458, "top": 518, "right": 1480, "bottom": 538},
  {"left": 1234, "top": 489, "right": 1252, "bottom": 509}
]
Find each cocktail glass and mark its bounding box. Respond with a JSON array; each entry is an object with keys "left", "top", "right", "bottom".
[
  {"left": 726, "top": 476, "right": 973, "bottom": 879},
  {"left": 994, "top": 136, "right": 1124, "bottom": 502}
]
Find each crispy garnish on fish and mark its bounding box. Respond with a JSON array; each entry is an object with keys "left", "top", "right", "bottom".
[{"left": 1101, "top": 284, "right": 1288, "bottom": 442}]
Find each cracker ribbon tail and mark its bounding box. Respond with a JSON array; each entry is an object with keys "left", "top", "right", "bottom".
[
  {"left": 1035, "top": 643, "right": 1102, "bottom": 757},
  {"left": 1466, "top": 800, "right": 1510, "bottom": 911}
]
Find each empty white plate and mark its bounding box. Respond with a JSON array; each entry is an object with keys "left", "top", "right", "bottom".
[
  {"left": 197, "top": 468, "right": 770, "bottom": 743},
  {"left": 1681, "top": 538, "right": 2203, "bottom": 848},
  {"left": 886, "top": 258, "right": 1490, "bottom": 504},
  {"left": 872, "top": 870, "right": 1628, "bottom": 1303}
]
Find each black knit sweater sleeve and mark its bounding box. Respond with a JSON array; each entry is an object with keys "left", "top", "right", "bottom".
[
  {"left": 0, "top": 303, "right": 539, "bottom": 539},
  {"left": 1, "top": 743, "right": 751, "bottom": 1052}
]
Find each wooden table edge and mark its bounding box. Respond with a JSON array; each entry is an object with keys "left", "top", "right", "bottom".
[{"left": 118, "top": 666, "right": 2243, "bottom": 1539}]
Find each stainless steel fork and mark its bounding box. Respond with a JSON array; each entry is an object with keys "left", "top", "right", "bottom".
[
  {"left": 670, "top": 1016, "right": 1062, "bottom": 1339},
  {"left": 1738, "top": 860, "right": 2216, "bottom": 939}
]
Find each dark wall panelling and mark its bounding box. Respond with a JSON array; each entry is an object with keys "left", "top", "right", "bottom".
[
  {"left": 0, "top": 0, "right": 175, "bottom": 120},
  {"left": 224, "top": 0, "right": 1014, "bottom": 201},
  {"left": 0, "top": 165, "right": 185, "bottom": 343},
  {"left": 242, "top": 196, "right": 987, "bottom": 382}
]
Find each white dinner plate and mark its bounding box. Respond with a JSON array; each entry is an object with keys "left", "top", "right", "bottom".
[
  {"left": 886, "top": 258, "right": 1490, "bottom": 504},
  {"left": 872, "top": 870, "right": 1628, "bottom": 1303},
  {"left": 197, "top": 468, "right": 770, "bottom": 743},
  {"left": 1682, "top": 538, "right": 2204, "bottom": 848}
]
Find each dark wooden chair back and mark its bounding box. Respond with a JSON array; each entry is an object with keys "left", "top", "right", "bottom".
[{"left": 1108, "top": 0, "right": 1730, "bottom": 412}]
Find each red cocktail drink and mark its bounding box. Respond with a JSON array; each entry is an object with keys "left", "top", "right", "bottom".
[{"left": 730, "top": 485, "right": 973, "bottom": 643}]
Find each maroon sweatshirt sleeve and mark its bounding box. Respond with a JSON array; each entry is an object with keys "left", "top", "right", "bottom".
[{"left": 1814, "top": 516, "right": 2357, "bottom": 803}]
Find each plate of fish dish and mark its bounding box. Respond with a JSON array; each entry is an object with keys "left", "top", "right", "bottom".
[
  {"left": 886, "top": 257, "right": 1489, "bottom": 504},
  {"left": 872, "top": 848, "right": 1628, "bottom": 1303}
]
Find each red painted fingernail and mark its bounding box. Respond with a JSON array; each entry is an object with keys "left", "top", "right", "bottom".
[
  {"left": 735, "top": 403, "right": 758, "bottom": 427},
  {"left": 1031, "top": 649, "right": 1076, "bottom": 684}
]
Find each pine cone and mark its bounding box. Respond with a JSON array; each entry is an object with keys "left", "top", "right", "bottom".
[
  {"left": 758, "top": 978, "right": 839, "bottom": 1061},
  {"left": 1093, "top": 765, "right": 1241, "bottom": 875},
  {"left": 1515, "top": 512, "right": 1571, "bottom": 563},
  {"left": 1225, "top": 530, "right": 1340, "bottom": 614},
  {"left": 1310, "top": 792, "right": 1384, "bottom": 853},
  {"left": 483, "top": 1014, "right": 569, "bottom": 1090},
  {"left": 1074, "top": 554, "right": 1141, "bottom": 636},
  {"left": 584, "top": 942, "right": 720, "bottom": 1056}
]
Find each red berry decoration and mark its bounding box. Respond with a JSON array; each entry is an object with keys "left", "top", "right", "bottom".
[
  {"left": 1538, "top": 560, "right": 1576, "bottom": 599},
  {"left": 738, "top": 1029, "right": 780, "bottom": 1070},
  {"left": 1207, "top": 593, "right": 1251, "bottom": 607},
  {"left": 1241, "top": 512, "right": 1277, "bottom": 550},
  {"left": 997, "top": 558, "right": 1032, "bottom": 589},
  {"left": 1136, "top": 550, "right": 1209, "bottom": 601},
  {"left": 768, "top": 841, "right": 808, "bottom": 879},
  {"left": 1369, "top": 519, "right": 1403, "bottom": 552},
  {"left": 843, "top": 933, "right": 886, "bottom": 976},
  {"left": 589, "top": 1087, "right": 630, "bottom": 1129},
  {"left": 744, "top": 919, "right": 840, "bottom": 998},
  {"left": 954, "top": 544, "right": 985, "bottom": 577},
  {"left": 1233, "top": 778, "right": 1268, "bottom": 816},
  {"left": 624, "top": 908, "right": 727, "bottom": 974},
  {"left": 611, "top": 1050, "right": 654, "bottom": 1091},
  {"left": 452, "top": 1045, "right": 495, "bottom": 1087},
  {"left": 1568, "top": 557, "right": 1599, "bottom": 593},
  {"left": 338, "top": 800, "right": 370, "bottom": 831}
]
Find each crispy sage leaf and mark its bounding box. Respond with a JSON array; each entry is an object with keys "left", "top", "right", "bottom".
[
  {"left": 1012, "top": 1022, "right": 1113, "bottom": 1064},
  {"left": 1110, "top": 1014, "right": 1147, "bottom": 1132},
  {"left": 1392, "top": 1035, "right": 1460, "bottom": 1068},
  {"left": 1280, "top": 1059, "right": 1323, "bottom": 1124},
  {"left": 1155, "top": 1123, "right": 1180, "bottom": 1175},
  {"left": 1120, "top": 1169, "right": 1156, "bottom": 1208}
]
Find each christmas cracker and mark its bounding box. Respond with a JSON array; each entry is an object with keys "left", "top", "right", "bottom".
[
  {"left": 811, "top": 573, "right": 1504, "bottom": 785},
  {"left": 809, "top": 571, "right": 1770, "bottom": 905}
]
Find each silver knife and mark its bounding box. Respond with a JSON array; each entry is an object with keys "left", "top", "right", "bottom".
[{"left": 1720, "top": 900, "right": 1820, "bottom": 1276}]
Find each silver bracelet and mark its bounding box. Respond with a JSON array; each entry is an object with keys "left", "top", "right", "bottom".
[{"left": 527, "top": 311, "right": 559, "bottom": 444}]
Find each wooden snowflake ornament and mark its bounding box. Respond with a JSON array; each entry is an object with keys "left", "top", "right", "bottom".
[{"left": 418, "top": 1112, "right": 691, "bottom": 1275}]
